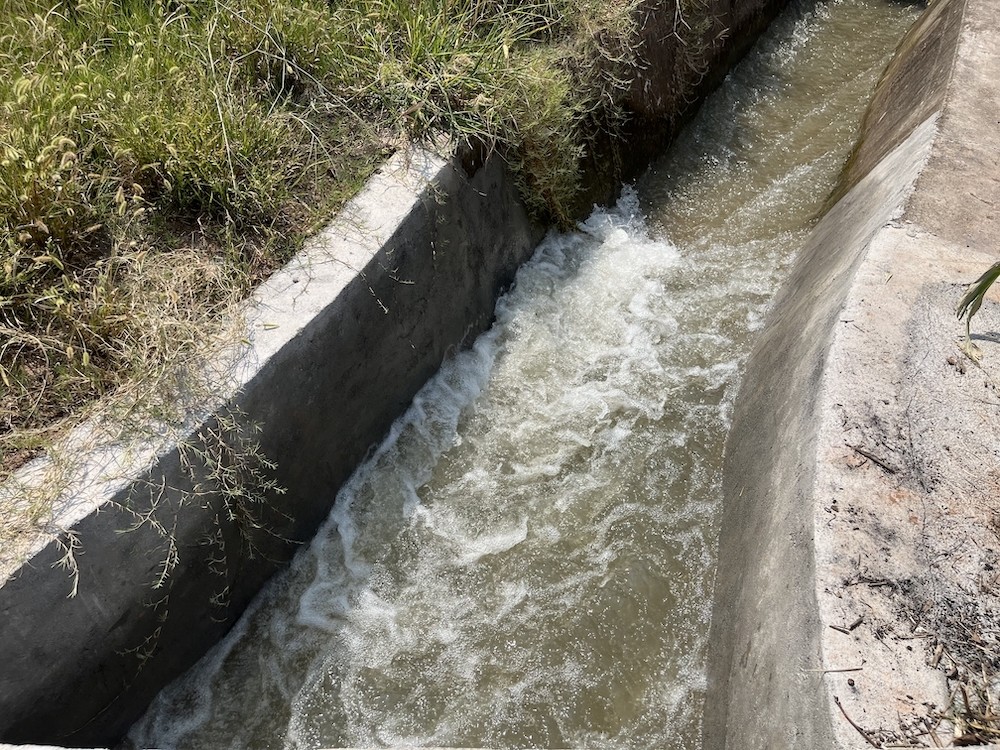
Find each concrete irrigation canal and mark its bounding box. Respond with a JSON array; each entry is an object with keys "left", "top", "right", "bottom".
[{"left": 2, "top": 0, "right": 999, "bottom": 747}]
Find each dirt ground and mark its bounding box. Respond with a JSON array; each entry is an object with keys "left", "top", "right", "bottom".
[{"left": 814, "top": 222, "right": 1000, "bottom": 748}]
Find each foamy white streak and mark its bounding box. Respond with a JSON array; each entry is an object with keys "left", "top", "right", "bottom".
[{"left": 130, "top": 193, "right": 723, "bottom": 750}]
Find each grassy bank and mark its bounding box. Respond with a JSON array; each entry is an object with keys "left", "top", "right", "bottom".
[{"left": 1, "top": 0, "right": 643, "bottom": 480}]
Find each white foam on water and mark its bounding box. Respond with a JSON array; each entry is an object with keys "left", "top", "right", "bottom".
[{"left": 132, "top": 190, "right": 719, "bottom": 750}]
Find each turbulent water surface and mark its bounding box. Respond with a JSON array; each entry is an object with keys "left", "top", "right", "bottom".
[{"left": 130, "top": 1, "right": 921, "bottom": 747}]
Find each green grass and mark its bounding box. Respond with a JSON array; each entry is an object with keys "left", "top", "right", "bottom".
[
  {"left": 0, "top": 0, "right": 643, "bottom": 478},
  {"left": 957, "top": 259, "right": 1000, "bottom": 359}
]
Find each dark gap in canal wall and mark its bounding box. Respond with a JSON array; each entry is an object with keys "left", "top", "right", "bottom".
[
  {"left": 0, "top": 1, "right": 790, "bottom": 746},
  {"left": 573, "top": 0, "right": 791, "bottom": 215}
]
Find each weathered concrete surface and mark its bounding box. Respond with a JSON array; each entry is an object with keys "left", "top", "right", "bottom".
[
  {"left": 813, "top": 220, "right": 1000, "bottom": 748},
  {"left": 0, "top": 148, "right": 541, "bottom": 747},
  {"left": 705, "top": 114, "right": 940, "bottom": 750},
  {"left": 905, "top": 0, "right": 1000, "bottom": 249},
  {"left": 709, "top": 0, "right": 1000, "bottom": 744},
  {"left": 815, "top": 0, "right": 1000, "bottom": 741}
]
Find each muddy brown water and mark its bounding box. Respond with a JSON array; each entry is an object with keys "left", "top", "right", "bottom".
[{"left": 128, "top": 1, "right": 922, "bottom": 747}]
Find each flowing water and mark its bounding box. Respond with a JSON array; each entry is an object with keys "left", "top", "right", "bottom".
[{"left": 129, "top": 1, "right": 922, "bottom": 747}]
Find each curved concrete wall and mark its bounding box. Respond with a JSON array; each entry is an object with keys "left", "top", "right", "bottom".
[
  {"left": 706, "top": 114, "right": 942, "bottom": 750},
  {"left": 705, "top": 0, "right": 1000, "bottom": 744},
  {"left": 0, "top": 1, "right": 791, "bottom": 745}
]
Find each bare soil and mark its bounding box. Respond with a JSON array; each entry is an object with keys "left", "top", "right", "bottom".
[{"left": 815, "top": 225, "right": 1000, "bottom": 748}]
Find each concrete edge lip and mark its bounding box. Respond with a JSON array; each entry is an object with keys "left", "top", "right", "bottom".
[
  {"left": 0, "top": 144, "right": 542, "bottom": 745},
  {"left": 705, "top": 113, "right": 943, "bottom": 750}
]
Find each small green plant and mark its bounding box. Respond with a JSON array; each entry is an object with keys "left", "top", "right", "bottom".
[
  {"left": 956, "top": 259, "right": 1000, "bottom": 357},
  {"left": 115, "top": 407, "right": 287, "bottom": 594}
]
